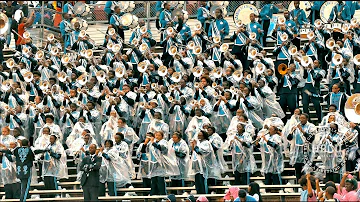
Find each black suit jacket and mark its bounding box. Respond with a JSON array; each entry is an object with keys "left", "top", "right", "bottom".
[{"left": 80, "top": 155, "right": 102, "bottom": 187}]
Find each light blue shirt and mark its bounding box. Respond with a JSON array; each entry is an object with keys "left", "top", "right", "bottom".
[
  {"left": 329, "top": 3, "right": 351, "bottom": 22},
  {"left": 259, "top": 4, "right": 279, "bottom": 20},
  {"left": 291, "top": 8, "right": 308, "bottom": 26},
  {"left": 208, "top": 19, "right": 229, "bottom": 40}
]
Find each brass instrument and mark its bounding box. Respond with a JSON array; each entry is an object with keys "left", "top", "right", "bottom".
[
  {"left": 6, "top": 58, "right": 16, "bottom": 69},
  {"left": 345, "top": 94, "right": 360, "bottom": 123},
  {"left": 96, "top": 70, "right": 107, "bottom": 83},
  {"left": 332, "top": 54, "right": 343, "bottom": 66},
  {"left": 1, "top": 80, "right": 13, "bottom": 92},
  {"left": 219, "top": 43, "right": 229, "bottom": 53},
  {"left": 115, "top": 67, "right": 125, "bottom": 78},
  {"left": 248, "top": 47, "right": 258, "bottom": 59},
  {"left": 39, "top": 81, "right": 50, "bottom": 91},
  {"left": 314, "top": 19, "right": 322, "bottom": 28},
  {"left": 190, "top": 100, "right": 198, "bottom": 105},
  {"left": 307, "top": 31, "right": 315, "bottom": 40},
  {"left": 112, "top": 44, "right": 121, "bottom": 53},
  {"left": 57, "top": 72, "right": 67, "bottom": 83},
  {"left": 212, "top": 68, "right": 222, "bottom": 79},
  {"left": 326, "top": 38, "right": 335, "bottom": 50},
  {"left": 35, "top": 50, "right": 45, "bottom": 60},
  {"left": 289, "top": 45, "right": 297, "bottom": 56},
  {"left": 193, "top": 45, "right": 202, "bottom": 55},
  {"left": 187, "top": 41, "right": 196, "bottom": 50},
  {"left": 0, "top": 13, "right": 9, "bottom": 35},
  {"left": 354, "top": 54, "right": 360, "bottom": 66},
  {"left": 278, "top": 63, "right": 288, "bottom": 75},
  {"left": 77, "top": 74, "right": 88, "bottom": 86},
  {"left": 171, "top": 72, "right": 182, "bottom": 83},
  {"left": 137, "top": 61, "right": 148, "bottom": 73},
  {"left": 192, "top": 66, "right": 203, "bottom": 78},
  {"left": 84, "top": 49, "right": 93, "bottom": 59},
  {"left": 255, "top": 62, "right": 265, "bottom": 75},
  {"left": 233, "top": 70, "right": 243, "bottom": 82},
  {"left": 301, "top": 56, "right": 313, "bottom": 68},
  {"left": 158, "top": 65, "right": 168, "bottom": 77},
  {"left": 168, "top": 45, "right": 177, "bottom": 56},
  {"left": 23, "top": 71, "right": 34, "bottom": 83},
  {"left": 194, "top": 82, "right": 200, "bottom": 89}
]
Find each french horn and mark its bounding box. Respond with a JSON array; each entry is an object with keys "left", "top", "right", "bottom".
[
  {"left": 314, "top": 19, "right": 322, "bottom": 28},
  {"left": 79, "top": 30, "right": 87, "bottom": 38},
  {"left": 85, "top": 49, "right": 93, "bottom": 59},
  {"left": 289, "top": 45, "right": 297, "bottom": 56},
  {"left": 61, "top": 55, "right": 70, "bottom": 64},
  {"left": 23, "top": 31, "right": 31, "bottom": 39},
  {"left": 212, "top": 68, "right": 222, "bottom": 79},
  {"left": 47, "top": 33, "right": 55, "bottom": 41},
  {"left": 248, "top": 47, "right": 258, "bottom": 58},
  {"left": 1, "top": 80, "right": 12, "bottom": 92},
  {"left": 6, "top": 58, "right": 15, "bottom": 69},
  {"left": 255, "top": 62, "right": 265, "bottom": 75},
  {"left": 187, "top": 41, "right": 195, "bottom": 50},
  {"left": 307, "top": 31, "right": 315, "bottom": 40},
  {"left": 35, "top": 50, "right": 45, "bottom": 60},
  {"left": 112, "top": 44, "right": 121, "bottom": 53},
  {"left": 213, "top": 36, "right": 221, "bottom": 44},
  {"left": 166, "top": 27, "right": 175, "bottom": 35},
  {"left": 249, "top": 32, "right": 256, "bottom": 40},
  {"left": 326, "top": 38, "right": 335, "bottom": 50},
  {"left": 39, "top": 80, "right": 50, "bottom": 91},
  {"left": 169, "top": 45, "right": 177, "bottom": 56}
]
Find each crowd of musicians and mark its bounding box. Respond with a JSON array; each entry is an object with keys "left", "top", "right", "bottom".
[{"left": 0, "top": 0, "right": 359, "bottom": 201}]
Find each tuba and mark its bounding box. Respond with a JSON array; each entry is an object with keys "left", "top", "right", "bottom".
[
  {"left": 96, "top": 70, "right": 107, "bottom": 83},
  {"left": 332, "top": 54, "right": 343, "bottom": 66},
  {"left": 278, "top": 63, "right": 288, "bottom": 75}
]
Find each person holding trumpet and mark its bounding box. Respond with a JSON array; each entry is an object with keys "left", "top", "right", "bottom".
[
  {"left": 129, "top": 19, "right": 156, "bottom": 48},
  {"left": 197, "top": 1, "right": 213, "bottom": 34},
  {"left": 229, "top": 20, "right": 249, "bottom": 69},
  {"left": 207, "top": 8, "right": 229, "bottom": 42},
  {"left": 272, "top": 31, "right": 293, "bottom": 79},
  {"left": 247, "top": 13, "right": 264, "bottom": 45}
]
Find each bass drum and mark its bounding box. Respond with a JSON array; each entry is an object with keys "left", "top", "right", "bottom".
[
  {"left": 288, "top": 1, "right": 312, "bottom": 18},
  {"left": 233, "top": 4, "right": 259, "bottom": 26},
  {"left": 320, "top": 1, "right": 338, "bottom": 23}
]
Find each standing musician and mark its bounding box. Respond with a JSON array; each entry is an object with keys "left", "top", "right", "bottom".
[
  {"left": 129, "top": 20, "right": 156, "bottom": 48},
  {"left": 62, "top": 1, "right": 77, "bottom": 18},
  {"left": 301, "top": 59, "right": 326, "bottom": 123},
  {"left": 230, "top": 22, "right": 249, "bottom": 69},
  {"left": 345, "top": 1, "right": 360, "bottom": 19},
  {"left": 257, "top": 1, "right": 279, "bottom": 47},
  {"left": 290, "top": 1, "right": 308, "bottom": 28},
  {"left": 197, "top": 1, "right": 213, "bottom": 34},
  {"left": 104, "top": 1, "right": 119, "bottom": 24},
  {"left": 273, "top": 31, "right": 293, "bottom": 79},
  {"left": 159, "top": 3, "right": 173, "bottom": 29},
  {"left": 247, "top": 13, "right": 264, "bottom": 46},
  {"left": 109, "top": 6, "right": 128, "bottom": 41},
  {"left": 59, "top": 13, "right": 72, "bottom": 51},
  {"left": 329, "top": 1, "right": 351, "bottom": 41},
  {"left": 15, "top": 11, "right": 35, "bottom": 51},
  {"left": 282, "top": 10, "right": 300, "bottom": 50},
  {"left": 207, "top": 8, "right": 229, "bottom": 42},
  {"left": 306, "top": 1, "right": 324, "bottom": 25}
]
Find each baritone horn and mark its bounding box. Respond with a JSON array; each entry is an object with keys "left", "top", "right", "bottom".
[
  {"left": 24, "top": 71, "right": 33, "bottom": 82},
  {"left": 278, "top": 63, "right": 288, "bottom": 75}
]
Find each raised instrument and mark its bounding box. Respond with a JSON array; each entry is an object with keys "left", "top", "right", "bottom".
[
  {"left": 332, "top": 54, "right": 343, "bottom": 66},
  {"left": 71, "top": 17, "right": 88, "bottom": 31},
  {"left": 171, "top": 72, "right": 182, "bottom": 83},
  {"left": 115, "top": 67, "right": 125, "bottom": 78},
  {"left": 248, "top": 47, "right": 258, "bottom": 59},
  {"left": 255, "top": 62, "right": 265, "bottom": 75},
  {"left": 354, "top": 54, "right": 360, "bottom": 66},
  {"left": 193, "top": 45, "right": 202, "bottom": 55},
  {"left": 307, "top": 31, "right": 315, "bottom": 40},
  {"left": 96, "top": 70, "right": 106, "bottom": 83},
  {"left": 278, "top": 63, "right": 288, "bottom": 75},
  {"left": 112, "top": 1, "right": 135, "bottom": 12},
  {"left": 344, "top": 94, "right": 360, "bottom": 123},
  {"left": 192, "top": 66, "right": 203, "bottom": 78},
  {"left": 137, "top": 61, "right": 148, "bottom": 73},
  {"left": 326, "top": 38, "right": 335, "bottom": 50},
  {"left": 57, "top": 72, "right": 67, "bottom": 82},
  {"left": 77, "top": 74, "right": 88, "bottom": 86},
  {"left": 212, "top": 68, "right": 222, "bottom": 79},
  {"left": 289, "top": 45, "right": 297, "bottom": 56},
  {"left": 158, "top": 65, "right": 168, "bottom": 77},
  {"left": 168, "top": 45, "right": 177, "bottom": 56},
  {"left": 233, "top": 4, "right": 259, "bottom": 25},
  {"left": 119, "top": 13, "right": 139, "bottom": 29},
  {"left": 6, "top": 58, "right": 16, "bottom": 69},
  {"left": 233, "top": 70, "right": 243, "bottom": 82},
  {"left": 301, "top": 56, "right": 313, "bottom": 67}
]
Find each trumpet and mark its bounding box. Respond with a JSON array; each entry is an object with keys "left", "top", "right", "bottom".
[
  {"left": 171, "top": 72, "right": 182, "bottom": 83},
  {"left": 168, "top": 45, "right": 177, "bottom": 56},
  {"left": 194, "top": 22, "right": 204, "bottom": 33},
  {"left": 192, "top": 66, "right": 203, "bottom": 78},
  {"left": 190, "top": 100, "right": 198, "bottom": 105},
  {"left": 194, "top": 82, "right": 201, "bottom": 89}
]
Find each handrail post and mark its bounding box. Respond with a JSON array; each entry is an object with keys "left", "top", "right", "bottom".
[
  {"left": 40, "top": 1, "right": 45, "bottom": 45},
  {"left": 146, "top": 1, "right": 150, "bottom": 28}
]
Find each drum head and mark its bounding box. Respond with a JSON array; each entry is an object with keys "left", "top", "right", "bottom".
[
  {"left": 119, "top": 1, "right": 130, "bottom": 11},
  {"left": 320, "top": 1, "right": 338, "bottom": 23},
  {"left": 288, "top": 1, "right": 312, "bottom": 18},
  {"left": 129, "top": 15, "right": 139, "bottom": 29},
  {"left": 168, "top": 1, "right": 179, "bottom": 9},
  {"left": 120, "top": 13, "right": 133, "bottom": 26},
  {"left": 233, "top": 4, "right": 259, "bottom": 25},
  {"left": 74, "top": 2, "right": 86, "bottom": 15}
]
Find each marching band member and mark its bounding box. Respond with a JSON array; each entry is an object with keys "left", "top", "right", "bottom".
[
  {"left": 189, "top": 98, "right": 212, "bottom": 119},
  {"left": 114, "top": 133, "right": 135, "bottom": 180},
  {"left": 273, "top": 32, "right": 292, "bottom": 79},
  {"left": 239, "top": 87, "right": 264, "bottom": 129},
  {"left": 35, "top": 134, "right": 67, "bottom": 198},
  {"left": 225, "top": 123, "right": 256, "bottom": 185},
  {"left": 256, "top": 125, "right": 284, "bottom": 187},
  {"left": 212, "top": 91, "right": 237, "bottom": 135},
  {"left": 329, "top": 1, "right": 351, "bottom": 23},
  {"left": 59, "top": 13, "right": 73, "bottom": 51},
  {"left": 207, "top": 8, "right": 229, "bottom": 41},
  {"left": 346, "top": 1, "right": 360, "bottom": 19},
  {"left": 147, "top": 111, "right": 170, "bottom": 140},
  {"left": 323, "top": 83, "right": 348, "bottom": 116},
  {"left": 207, "top": 126, "right": 228, "bottom": 176},
  {"left": 114, "top": 117, "right": 139, "bottom": 154},
  {"left": 159, "top": 3, "right": 173, "bottom": 29},
  {"left": 301, "top": 59, "right": 326, "bottom": 123},
  {"left": 247, "top": 13, "right": 264, "bottom": 45},
  {"left": 188, "top": 130, "right": 221, "bottom": 194},
  {"left": 109, "top": 6, "right": 128, "bottom": 40},
  {"left": 0, "top": 141, "right": 19, "bottom": 199},
  {"left": 168, "top": 98, "right": 189, "bottom": 135},
  {"left": 197, "top": 1, "right": 212, "bottom": 33},
  {"left": 290, "top": 1, "right": 308, "bottom": 28},
  {"left": 129, "top": 20, "right": 156, "bottom": 48},
  {"left": 99, "top": 139, "right": 131, "bottom": 196},
  {"left": 168, "top": 132, "right": 190, "bottom": 194},
  {"left": 306, "top": 1, "right": 325, "bottom": 24},
  {"left": 145, "top": 131, "right": 179, "bottom": 195},
  {"left": 185, "top": 108, "right": 211, "bottom": 143},
  {"left": 287, "top": 113, "right": 316, "bottom": 181},
  {"left": 257, "top": 1, "right": 279, "bottom": 47},
  {"left": 253, "top": 79, "right": 285, "bottom": 119}
]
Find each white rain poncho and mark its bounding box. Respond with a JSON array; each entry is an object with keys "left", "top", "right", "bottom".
[
  {"left": 66, "top": 122, "right": 96, "bottom": 148},
  {"left": 185, "top": 116, "right": 211, "bottom": 142},
  {"left": 258, "top": 133, "right": 284, "bottom": 175},
  {"left": 208, "top": 133, "right": 228, "bottom": 173},
  {"left": 188, "top": 139, "right": 221, "bottom": 179},
  {"left": 168, "top": 139, "right": 190, "bottom": 180},
  {"left": 211, "top": 99, "right": 236, "bottom": 134},
  {"left": 315, "top": 126, "right": 340, "bottom": 171},
  {"left": 224, "top": 132, "right": 256, "bottom": 174},
  {"left": 136, "top": 143, "right": 151, "bottom": 179},
  {"left": 100, "top": 147, "right": 131, "bottom": 187},
  {"left": 114, "top": 141, "right": 134, "bottom": 178},
  {"left": 40, "top": 141, "right": 68, "bottom": 179},
  {"left": 226, "top": 117, "right": 256, "bottom": 137},
  {"left": 240, "top": 96, "right": 264, "bottom": 129},
  {"left": 114, "top": 124, "right": 139, "bottom": 154},
  {"left": 254, "top": 85, "right": 285, "bottom": 119},
  {"left": 69, "top": 135, "right": 98, "bottom": 158},
  {"left": 147, "top": 139, "right": 180, "bottom": 178},
  {"left": 147, "top": 119, "right": 170, "bottom": 140},
  {"left": 138, "top": 108, "right": 154, "bottom": 143},
  {"left": 169, "top": 104, "right": 187, "bottom": 135},
  {"left": 100, "top": 116, "right": 117, "bottom": 145},
  {"left": 282, "top": 114, "right": 300, "bottom": 157},
  {"left": 1, "top": 150, "right": 19, "bottom": 185},
  {"left": 288, "top": 122, "right": 316, "bottom": 166}
]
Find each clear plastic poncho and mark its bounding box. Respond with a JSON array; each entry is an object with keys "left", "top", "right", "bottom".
[
  {"left": 168, "top": 139, "right": 190, "bottom": 180},
  {"left": 254, "top": 86, "right": 286, "bottom": 119},
  {"left": 41, "top": 141, "right": 68, "bottom": 179},
  {"left": 208, "top": 133, "right": 228, "bottom": 174},
  {"left": 258, "top": 134, "right": 284, "bottom": 175}
]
